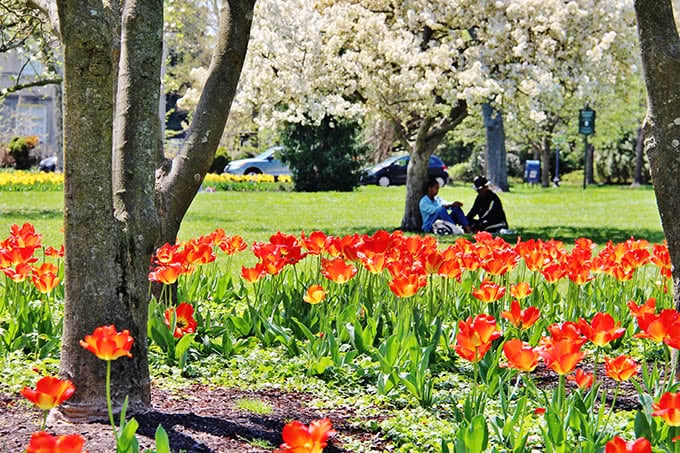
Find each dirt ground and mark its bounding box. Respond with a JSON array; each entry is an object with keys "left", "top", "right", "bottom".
[{"left": 0, "top": 384, "right": 389, "bottom": 452}]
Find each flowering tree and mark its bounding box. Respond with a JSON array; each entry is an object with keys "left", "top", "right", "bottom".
[
  {"left": 35, "top": 0, "right": 256, "bottom": 420},
  {"left": 634, "top": 0, "right": 680, "bottom": 310},
  {"left": 235, "top": 0, "right": 641, "bottom": 228}
]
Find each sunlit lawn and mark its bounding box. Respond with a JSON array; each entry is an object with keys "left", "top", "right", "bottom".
[{"left": 0, "top": 180, "right": 663, "bottom": 248}]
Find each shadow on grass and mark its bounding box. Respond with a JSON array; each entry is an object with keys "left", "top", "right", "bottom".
[{"left": 0, "top": 208, "right": 63, "bottom": 220}]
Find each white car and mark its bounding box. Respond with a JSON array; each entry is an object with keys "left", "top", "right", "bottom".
[{"left": 223, "top": 146, "right": 291, "bottom": 177}]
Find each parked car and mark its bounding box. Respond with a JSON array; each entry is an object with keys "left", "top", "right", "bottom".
[
  {"left": 38, "top": 156, "right": 58, "bottom": 172},
  {"left": 223, "top": 146, "right": 291, "bottom": 177},
  {"left": 360, "top": 154, "right": 450, "bottom": 187}
]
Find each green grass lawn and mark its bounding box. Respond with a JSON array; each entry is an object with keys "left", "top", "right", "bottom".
[{"left": 0, "top": 181, "right": 663, "bottom": 248}]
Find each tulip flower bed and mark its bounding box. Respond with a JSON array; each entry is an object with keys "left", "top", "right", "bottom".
[
  {"left": 0, "top": 170, "right": 292, "bottom": 192},
  {"left": 1, "top": 222, "right": 679, "bottom": 452}
]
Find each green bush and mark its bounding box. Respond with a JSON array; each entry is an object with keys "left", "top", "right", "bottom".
[
  {"left": 8, "top": 135, "right": 39, "bottom": 170},
  {"left": 280, "top": 117, "right": 368, "bottom": 192}
]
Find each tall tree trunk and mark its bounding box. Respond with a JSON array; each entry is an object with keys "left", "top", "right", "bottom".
[
  {"left": 633, "top": 127, "right": 644, "bottom": 186},
  {"left": 482, "top": 103, "right": 509, "bottom": 192},
  {"left": 398, "top": 101, "right": 467, "bottom": 231},
  {"left": 57, "top": 0, "right": 129, "bottom": 420},
  {"left": 634, "top": 0, "right": 680, "bottom": 311},
  {"left": 541, "top": 135, "right": 552, "bottom": 188},
  {"left": 55, "top": 0, "right": 256, "bottom": 421}
]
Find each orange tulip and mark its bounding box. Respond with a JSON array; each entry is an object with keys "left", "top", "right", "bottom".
[
  {"left": 501, "top": 300, "right": 540, "bottom": 330},
  {"left": 471, "top": 280, "right": 506, "bottom": 303},
  {"left": 303, "top": 285, "right": 326, "bottom": 304},
  {"left": 26, "top": 431, "right": 87, "bottom": 453},
  {"left": 635, "top": 309, "right": 680, "bottom": 344},
  {"left": 567, "top": 369, "right": 594, "bottom": 390},
  {"left": 537, "top": 339, "right": 585, "bottom": 375},
  {"left": 301, "top": 231, "right": 328, "bottom": 255},
  {"left": 577, "top": 312, "right": 626, "bottom": 347},
  {"left": 652, "top": 392, "right": 680, "bottom": 426},
  {"left": 502, "top": 339, "right": 539, "bottom": 372},
  {"left": 320, "top": 258, "right": 357, "bottom": 284},
  {"left": 604, "top": 355, "right": 639, "bottom": 382},
  {"left": 388, "top": 274, "right": 426, "bottom": 298},
  {"left": 2, "top": 262, "right": 32, "bottom": 282},
  {"left": 628, "top": 298, "right": 656, "bottom": 318},
  {"left": 148, "top": 263, "right": 187, "bottom": 285},
  {"left": 455, "top": 314, "right": 501, "bottom": 363},
  {"left": 275, "top": 418, "right": 336, "bottom": 453},
  {"left": 20, "top": 376, "right": 75, "bottom": 410},
  {"left": 604, "top": 436, "right": 651, "bottom": 453},
  {"left": 510, "top": 282, "right": 533, "bottom": 299},
  {"left": 79, "top": 325, "right": 134, "bottom": 361},
  {"left": 31, "top": 263, "right": 61, "bottom": 293},
  {"left": 652, "top": 243, "right": 672, "bottom": 279},
  {"left": 164, "top": 303, "right": 198, "bottom": 338},
  {"left": 241, "top": 265, "right": 266, "bottom": 283},
  {"left": 44, "top": 245, "right": 65, "bottom": 258},
  {"left": 541, "top": 263, "right": 567, "bottom": 283},
  {"left": 544, "top": 321, "right": 586, "bottom": 346}
]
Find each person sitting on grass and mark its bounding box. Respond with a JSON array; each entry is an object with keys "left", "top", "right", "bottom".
[
  {"left": 419, "top": 177, "right": 471, "bottom": 234},
  {"left": 466, "top": 175, "right": 509, "bottom": 233}
]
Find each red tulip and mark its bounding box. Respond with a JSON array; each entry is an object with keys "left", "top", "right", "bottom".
[
  {"left": 455, "top": 314, "right": 501, "bottom": 363},
  {"left": 164, "top": 302, "right": 198, "bottom": 338},
  {"left": 652, "top": 392, "right": 680, "bottom": 426},
  {"left": 320, "top": 258, "right": 357, "bottom": 283},
  {"left": 388, "top": 274, "right": 426, "bottom": 298},
  {"left": 26, "top": 431, "right": 87, "bottom": 453},
  {"left": 537, "top": 339, "right": 585, "bottom": 375},
  {"left": 502, "top": 339, "right": 539, "bottom": 372},
  {"left": 471, "top": 280, "right": 506, "bottom": 303},
  {"left": 604, "top": 436, "right": 651, "bottom": 453},
  {"left": 80, "top": 325, "right": 134, "bottom": 361},
  {"left": 567, "top": 369, "right": 594, "bottom": 390},
  {"left": 501, "top": 300, "right": 540, "bottom": 330},
  {"left": 275, "top": 418, "right": 335, "bottom": 453},
  {"left": 577, "top": 312, "right": 625, "bottom": 347},
  {"left": 20, "top": 376, "right": 75, "bottom": 410},
  {"left": 604, "top": 355, "right": 639, "bottom": 382}
]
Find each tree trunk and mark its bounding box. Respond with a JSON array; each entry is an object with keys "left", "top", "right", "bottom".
[
  {"left": 634, "top": 0, "right": 680, "bottom": 311},
  {"left": 55, "top": 0, "right": 256, "bottom": 421},
  {"left": 482, "top": 103, "right": 509, "bottom": 192},
  {"left": 633, "top": 127, "right": 644, "bottom": 186},
  {"left": 541, "top": 135, "right": 552, "bottom": 188},
  {"left": 399, "top": 101, "right": 467, "bottom": 231}
]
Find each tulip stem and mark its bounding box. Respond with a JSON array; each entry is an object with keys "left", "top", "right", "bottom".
[
  {"left": 106, "top": 360, "right": 117, "bottom": 442},
  {"left": 41, "top": 410, "right": 47, "bottom": 431}
]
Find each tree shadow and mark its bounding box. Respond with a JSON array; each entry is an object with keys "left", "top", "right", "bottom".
[{"left": 135, "top": 410, "right": 345, "bottom": 453}]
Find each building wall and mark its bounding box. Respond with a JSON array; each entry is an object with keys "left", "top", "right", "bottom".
[{"left": 0, "top": 51, "right": 59, "bottom": 159}]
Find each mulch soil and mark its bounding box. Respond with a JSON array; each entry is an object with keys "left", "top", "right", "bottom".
[{"left": 0, "top": 384, "right": 390, "bottom": 453}]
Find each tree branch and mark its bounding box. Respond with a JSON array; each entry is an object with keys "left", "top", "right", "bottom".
[{"left": 0, "top": 77, "right": 62, "bottom": 98}]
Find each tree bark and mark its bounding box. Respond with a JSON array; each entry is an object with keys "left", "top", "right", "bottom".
[
  {"left": 541, "top": 135, "right": 552, "bottom": 188},
  {"left": 634, "top": 0, "right": 680, "bottom": 310},
  {"left": 482, "top": 103, "right": 509, "bottom": 192},
  {"left": 633, "top": 127, "right": 644, "bottom": 186},
  {"left": 399, "top": 101, "right": 467, "bottom": 231},
  {"left": 56, "top": 0, "right": 256, "bottom": 421}
]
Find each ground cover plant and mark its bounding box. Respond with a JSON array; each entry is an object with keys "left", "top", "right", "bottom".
[{"left": 0, "top": 180, "right": 669, "bottom": 452}]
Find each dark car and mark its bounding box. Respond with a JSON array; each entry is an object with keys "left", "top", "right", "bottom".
[{"left": 360, "top": 154, "right": 450, "bottom": 187}]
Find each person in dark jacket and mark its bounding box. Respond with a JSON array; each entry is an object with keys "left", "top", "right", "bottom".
[{"left": 466, "top": 176, "right": 508, "bottom": 233}]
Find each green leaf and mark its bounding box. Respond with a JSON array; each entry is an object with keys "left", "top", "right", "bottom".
[
  {"left": 154, "top": 425, "right": 171, "bottom": 453},
  {"left": 174, "top": 333, "right": 196, "bottom": 360}
]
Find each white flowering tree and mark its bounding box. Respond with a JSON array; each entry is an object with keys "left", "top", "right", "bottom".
[{"left": 233, "top": 0, "right": 642, "bottom": 227}]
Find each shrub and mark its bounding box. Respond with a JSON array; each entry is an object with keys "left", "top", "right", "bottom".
[
  {"left": 210, "top": 146, "right": 231, "bottom": 174},
  {"left": 8, "top": 136, "right": 39, "bottom": 170},
  {"left": 280, "top": 117, "right": 368, "bottom": 192}
]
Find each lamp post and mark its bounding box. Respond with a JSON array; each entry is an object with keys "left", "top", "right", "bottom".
[{"left": 578, "top": 106, "right": 596, "bottom": 189}]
